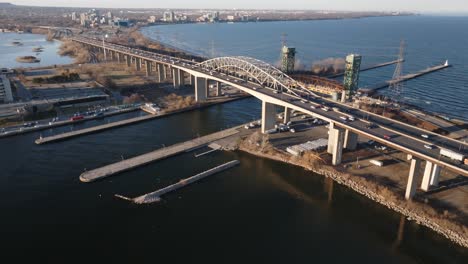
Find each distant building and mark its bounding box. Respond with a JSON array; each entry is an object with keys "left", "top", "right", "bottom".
[
  {"left": 107, "top": 11, "right": 113, "bottom": 19},
  {"left": 281, "top": 46, "right": 296, "bottom": 73},
  {"left": 0, "top": 75, "right": 13, "bottom": 103},
  {"left": 163, "top": 11, "right": 175, "bottom": 22},
  {"left": 80, "top": 13, "right": 87, "bottom": 26},
  {"left": 227, "top": 15, "right": 235, "bottom": 21},
  {"left": 148, "top": 16, "right": 157, "bottom": 23},
  {"left": 71, "top": 12, "right": 77, "bottom": 21},
  {"left": 342, "top": 54, "right": 362, "bottom": 102}
]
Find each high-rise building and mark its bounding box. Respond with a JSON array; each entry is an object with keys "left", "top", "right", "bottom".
[
  {"left": 342, "top": 54, "right": 362, "bottom": 102},
  {"left": 281, "top": 46, "right": 296, "bottom": 73},
  {"left": 163, "top": 11, "right": 175, "bottom": 22},
  {"left": 71, "top": 12, "right": 76, "bottom": 21}
]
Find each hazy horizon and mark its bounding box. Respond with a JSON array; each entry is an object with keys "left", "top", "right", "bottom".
[{"left": 4, "top": 0, "right": 468, "bottom": 14}]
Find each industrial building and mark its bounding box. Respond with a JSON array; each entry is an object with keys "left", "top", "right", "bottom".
[
  {"left": 342, "top": 54, "right": 362, "bottom": 102},
  {"left": 0, "top": 75, "right": 13, "bottom": 103}
]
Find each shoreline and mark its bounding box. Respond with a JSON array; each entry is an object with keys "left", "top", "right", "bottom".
[{"left": 235, "top": 144, "right": 468, "bottom": 248}]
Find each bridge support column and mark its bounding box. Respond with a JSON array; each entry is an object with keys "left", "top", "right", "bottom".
[
  {"left": 125, "top": 56, "right": 131, "bottom": 67},
  {"left": 261, "top": 101, "right": 276, "bottom": 134},
  {"left": 117, "top": 53, "right": 123, "bottom": 63},
  {"left": 405, "top": 158, "right": 421, "bottom": 200},
  {"left": 344, "top": 130, "right": 358, "bottom": 150},
  {"left": 189, "top": 75, "right": 195, "bottom": 86},
  {"left": 430, "top": 164, "right": 441, "bottom": 187},
  {"left": 145, "top": 60, "right": 151, "bottom": 77},
  {"left": 330, "top": 125, "right": 345, "bottom": 165},
  {"left": 195, "top": 76, "right": 207, "bottom": 102},
  {"left": 156, "top": 64, "right": 164, "bottom": 82},
  {"left": 283, "top": 107, "right": 292, "bottom": 124},
  {"left": 421, "top": 161, "right": 441, "bottom": 191},
  {"left": 135, "top": 57, "right": 141, "bottom": 71},
  {"left": 215, "top": 81, "right": 221, "bottom": 96},
  {"left": 172, "top": 68, "right": 180, "bottom": 88},
  {"left": 178, "top": 69, "right": 185, "bottom": 86},
  {"left": 109, "top": 50, "right": 114, "bottom": 61}
]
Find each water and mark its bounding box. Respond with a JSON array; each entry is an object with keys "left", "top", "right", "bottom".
[
  {"left": 0, "top": 17, "right": 467, "bottom": 263},
  {"left": 0, "top": 97, "right": 467, "bottom": 263},
  {"left": 0, "top": 32, "right": 72, "bottom": 68},
  {"left": 141, "top": 16, "right": 468, "bottom": 121}
]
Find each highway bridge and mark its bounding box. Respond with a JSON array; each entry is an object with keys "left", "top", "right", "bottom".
[{"left": 70, "top": 36, "right": 468, "bottom": 199}]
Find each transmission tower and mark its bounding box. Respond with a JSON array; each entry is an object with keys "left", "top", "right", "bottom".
[{"left": 389, "top": 40, "right": 406, "bottom": 106}]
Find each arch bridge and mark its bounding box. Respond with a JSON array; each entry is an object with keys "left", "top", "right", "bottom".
[{"left": 197, "top": 56, "right": 317, "bottom": 98}]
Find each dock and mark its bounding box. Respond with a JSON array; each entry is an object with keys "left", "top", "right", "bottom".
[
  {"left": 35, "top": 96, "right": 247, "bottom": 145},
  {"left": 326, "top": 59, "right": 404, "bottom": 78},
  {"left": 79, "top": 128, "right": 240, "bottom": 182},
  {"left": 360, "top": 62, "right": 451, "bottom": 92},
  {"left": 0, "top": 106, "right": 140, "bottom": 139},
  {"left": 115, "top": 160, "right": 240, "bottom": 204}
]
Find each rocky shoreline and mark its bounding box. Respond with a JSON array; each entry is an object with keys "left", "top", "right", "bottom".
[{"left": 237, "top": 145, "right": 468, "bottom": 248}]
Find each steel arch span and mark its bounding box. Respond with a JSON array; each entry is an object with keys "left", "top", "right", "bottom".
[{"left": 197, "top": 56, "right": 317, "bottom": 97}]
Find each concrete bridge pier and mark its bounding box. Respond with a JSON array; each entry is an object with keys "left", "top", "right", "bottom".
[
  {"left": 135, "top": 57, "right": 141, "bottom": 71},
  {"left": 156, "top": 64, "right": 164, "bottom": 82},
  {"left": 283, "top": 107, "right": 292, "bottom": 124},
  {"left": 172, "top": 68, "right": 180, "bottom": 88},
  {"left": 195, "top": 76, "right": 208, "bottom": 102},
  {"left": 405, "top": 157, "right": 421, "bottom": 200},
  {"left": 178, "top": 69, "right": 185, "bottom": 87},
  {"left": 329, "top": 124, "right": 345, "bottom": 165},
  {"left": 215, "top": 81, "right": 221, "bottom": 96},
  {"left": 344, "top": 130, "right": 358, "bottom": 150},
  {"left": 117, "top": 53, "right": 123, "bottom": 63},
  {"left": 420, "top": 161, "right": 441, "bottom": 191},
  {"left": 109, "top": 50, "right": 114, "bottom": 61},
  {"left": 261, "top": 101, "right": 276, "bottom": 134},
  {"left": 145, "top": 60, "right": 151, "bottom": 77},
  {"left": 125, "top": 55, "right": 131, "bottom": 67}
]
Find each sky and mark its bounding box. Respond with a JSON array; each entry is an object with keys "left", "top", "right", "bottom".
[{"left": 5, "top": 0, "right": 468, "bottom": 13}]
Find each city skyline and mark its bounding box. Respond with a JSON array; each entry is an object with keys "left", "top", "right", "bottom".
[{"left": 5, "top": 0, "right": 468, "bottom": 13}]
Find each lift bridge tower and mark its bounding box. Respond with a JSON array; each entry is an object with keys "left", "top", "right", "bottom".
[
  {"left": 341, "top": 54, "right": 362, "bottom": 102},
  {"left": 281, "top": 45, "right": 296, "bottom": 74}
]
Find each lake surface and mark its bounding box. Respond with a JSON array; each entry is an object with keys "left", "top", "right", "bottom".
[
  {"left": 0, "top": 32, "right": 72, "bottom": 68},
  {"left": 141, "top": 16, "right": 468, "bottom": 121},
  {"left": 0, "top": 17, "right": 467, "bottom": 263},
  {"left": 1, "top": 97, "right": 467, "bottom": 263}
]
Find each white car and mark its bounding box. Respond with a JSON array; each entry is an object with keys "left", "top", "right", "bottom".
[
  {"left": 421, "top": 134, "right": 429, "bottom": 139},
  {"left": 424, "top": 144, "right": 434, "bottom": 149},
  {"left": 348, "top": 116, "right": 355, "bottom": 121}
]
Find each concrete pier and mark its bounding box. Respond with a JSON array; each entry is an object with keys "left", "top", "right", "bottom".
[
  {"left": 115, "top": 160, "right": 240, "bottom": 204},
  {"left": 156, "top": 64, "right": 164, "bottom": 82},
  {"left": 172, "top": 68, "right": 180, "bottom": 88},
  {"left": 145, "top": 60, "right": 151, "bottom": 77},
  {"left": 261, "top": 101, "right": 276, "bottom": 133},
  {"left": 361, "top": 63, "right": 451, "bottom": 92},
  {"left": 195, "top": 76, "right": 207, "bottom": 101},
  {"left": 405, "top": 158, "right": 421, "bottom": 200},
  {"left": 283, "top": 107, "right": 292, "bottom": 124},
  {"left": 344, "top": 129, "right": 358, "bottom": 150},
  {"left": 79, "top": 128, "right": 240, "bottom": 182}
]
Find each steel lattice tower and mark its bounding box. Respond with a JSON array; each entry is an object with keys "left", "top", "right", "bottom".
[{"left": 390, "top": 40, "right": 406, "bottom": 104}]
